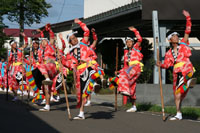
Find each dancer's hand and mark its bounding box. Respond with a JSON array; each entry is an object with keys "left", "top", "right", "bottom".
[
  {"left": 37, "top": 29, "right": 41, "bottom": 32},
  {"left": 156, "top": 61, "right": 162, "bottom": 67},
  {"left": 183, "top": 10, "right": 190, "bottom": 17},
  {"left": 128, "top": 26, "right": 136, "bottom": 31},
  {"left": 115, "top": 71, "right": 119, "bottom": 75},
  {"left": 45, "top": 23, "right": 51, "bottom": 31},
  {"left": 20, "top": 32, "right": 26, "bottom": 37},
  {"left": 74, "top": 18, "right": 81, "bottom": 24},
  {"left": 91, "top": 28, "right": 95, "bottom": 32},
  {"left": 59, "top": 33, "right": 63, "bottom": 39}
]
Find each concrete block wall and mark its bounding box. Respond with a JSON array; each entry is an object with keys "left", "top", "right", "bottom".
[{"left": 136, "top": 84, "right": 200, "bottom": 107}]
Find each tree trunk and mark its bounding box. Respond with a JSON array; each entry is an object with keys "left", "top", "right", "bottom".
[{"left": 19, "top": 0, "right": 24, "bottom": 46}]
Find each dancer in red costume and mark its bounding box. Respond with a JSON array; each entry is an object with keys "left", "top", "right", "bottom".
[
  {"left": 37, "top": 24, "right": 58, "bottom": 111},
  {"left": 117, "top": 26, "right": 143, "bottom": 112},
  {"left": 8, "top": 32, "right": 28, "bottom": 101},
  {"left": 157, "top": 10, "right": 196, "bottom": 120},
  {"left": 62, "top": 19, "right": 100, "bottom": 120}
]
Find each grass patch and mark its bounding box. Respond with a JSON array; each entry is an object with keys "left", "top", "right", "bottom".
[{"left": 125, "top": 103, "right": 200, "bottom": 119}]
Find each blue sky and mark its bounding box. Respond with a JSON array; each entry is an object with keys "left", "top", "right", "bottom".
[{"left": 3, "top": 0, "right": 84, "bottom": 29}]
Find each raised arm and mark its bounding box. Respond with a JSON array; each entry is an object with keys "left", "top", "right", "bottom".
[
  {"left": 45, "top": 23, "right": 55, "bottom": 45},
  {"left": 20, "top": 32, "right": 28, "bottom": 49},
  {"left": 59, "top": 33, "right": 66, "bottom": 51},
  {"left": 90, "top": 28, "right": 98, "bottom": 50},
  {"left": 37, "top": 29, "right": 45, "bottom": 38},
  {"left": 183, "top": 10, "right": 192, "bottom": 43},
  {"left": 128, "top": 26, "right": 142, "bottom": 47},
  {"left": 74, "top": 18, "right": 90, "bottom": 44}
]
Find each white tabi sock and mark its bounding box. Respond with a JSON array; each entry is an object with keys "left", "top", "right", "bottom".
[
  {"left": 46, "top": 78, "right": 50, "bottom": 81},
  {"left": 44, "top": 104, "right": 50, "bottom": 110},
  {"left": 87, "top": 100, "right": 91, "bottom": 104},
  {"left": 79, "top": 111, "right": 84, "bottom": 117}
]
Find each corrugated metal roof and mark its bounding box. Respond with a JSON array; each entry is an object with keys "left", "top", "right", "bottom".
[{"left": 3, "top": 28, "right": 40, "bottom": 37}]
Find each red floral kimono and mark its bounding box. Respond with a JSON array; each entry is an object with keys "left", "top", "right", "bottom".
[{"left": 118, "top": 29, "right": 143, "bottom": 100}]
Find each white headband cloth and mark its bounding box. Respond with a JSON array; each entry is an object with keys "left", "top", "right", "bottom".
[
  {"left": 167, "top": 32, "right": 179, "bottom": 40},
  {"left": 66, "top": 31, "right": 78, "bottom": 42}
]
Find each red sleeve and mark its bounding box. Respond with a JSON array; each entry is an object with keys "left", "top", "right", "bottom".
[
  {"left": 131, "top": 28, "right": 142, "bottom": 51},
  {"left": 160, "top": 50, "right": 174, "bottom": 69},
  {"left": 48, "top": 29, "right": 55, "bottom": 39},
  {"left": 185, "top": 16, "right": 192, "bottom": 34},
  {"left": 40, "top": 30, "right": 44, "bottom": 38},
  {"left": 92, "top": 31, "right": 97, "bottom": 41},
  {"left": 132, "top": 29, "right": 142, "bottom": 43},
  {"left": 78, "top": 21, "right": 90, "bottom": 37},
  {"left": 61, "top": 38, "right": 66, "bottom": 49},
  {"left": 133, "top": 43, "right": 141, "bottom": 51},
  {"left": 24, "top": 36, "right": 28, "bottom": 44},
  {"left": 62, "top": 53, "right": 72, "bottom": 69}
]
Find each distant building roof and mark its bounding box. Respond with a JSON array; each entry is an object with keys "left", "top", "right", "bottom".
[
  {"left": 39, "top": 19, "right": 77, "bottom": 34},
  {"left": 72, "top": 0, "right": 200, "bottom": 38},
  {"left": 3, "top": 28, "right": 40, "bottom": 37}
]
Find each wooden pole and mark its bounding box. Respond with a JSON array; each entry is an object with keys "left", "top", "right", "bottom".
[
  {"left": 115, "top": 43, "right": 119, "bottom": 111},
  {"left": 55, "top": 42, "right": 72, "bottom": 120},
  {"left": 156, "top": 37, "right": 165, "bottom": 121},
  {"left": 21, "top": 47, "right": 24, "bottom": 101}
]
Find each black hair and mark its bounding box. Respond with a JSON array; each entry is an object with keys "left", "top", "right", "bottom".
[
  {"left": 9, "top": 39, "right": 15, "bottom": 44},
  {"left": 32, "top": 37, "right": 40, "bottom": 44}
]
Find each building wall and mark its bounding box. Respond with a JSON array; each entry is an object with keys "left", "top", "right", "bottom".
[{"left": 84, "top": 0, "right": 135, "bottom": 18}]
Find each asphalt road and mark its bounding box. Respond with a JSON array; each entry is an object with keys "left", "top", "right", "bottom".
[{"left": 0, "top": 93, "right": 199, "bottom": 133}]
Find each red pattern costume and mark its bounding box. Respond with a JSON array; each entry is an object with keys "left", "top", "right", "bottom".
[
  {"left": 160, "top": 15, "right": 194, "bottom": 99},
  {"left": 118, "top": 29, "right": 143, "bottom": 99},
  {"left": 62, "top": 42, "right": 97, "bottom": 107},
  {"left": 37, "top": 28, "right": 58, "bottom": 83},
  {"left": 8, "top": 48, "right": 26, "bottom": 90},
  {"left": 62, "top": 21, "right": 100, "bottom": 107}
]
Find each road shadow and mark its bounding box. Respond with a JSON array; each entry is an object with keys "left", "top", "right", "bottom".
[
  {"left": 86, "top": 110, "right": 115, "bottom": 120},
  {"left": 0, "top": 93, "right": 59, "bottom": 133},
  {"left": 93, "top": 102, "right": 114, "bottom": 108}
]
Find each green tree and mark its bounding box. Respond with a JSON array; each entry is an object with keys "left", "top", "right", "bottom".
[
  {"left": 4, "top": 0, "right": 51, "bottom": 46},
  {"left": 0, "top": 0, "right": 13, "bottom": 49}
]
